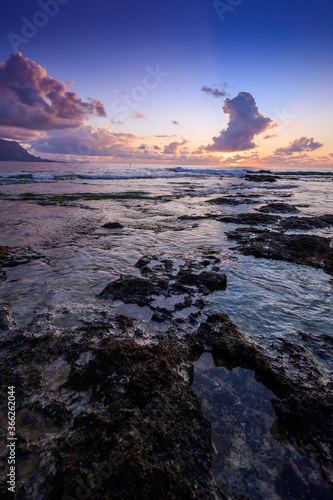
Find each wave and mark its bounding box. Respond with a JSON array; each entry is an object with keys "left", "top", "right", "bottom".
[{"left": 1, "top": 167, "right": 332, "bottom": 184}]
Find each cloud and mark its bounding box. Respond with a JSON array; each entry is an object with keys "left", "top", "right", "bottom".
[
  {"left": 0, "top": 53, "right": 106, "bottom": 134},
  {"left": 205, "top": 92, "right": 274, "bottom": 152},
  {"left": 0, "top": 126, "right": 47, "bottom": 141},
  {"left": 201, "top": 84, "right": 228, "bottom": 99},
  {"left": 163, "top": 138, "right": 188, "bottom": 155},
  {"left": 274, "top": 137, "right": 323, "bottom": 155},
  {"left": 264, "top": 134, "right": 278, "bottom": 140},
  {"left": 31, "top": 126, "right": 137, "bottom": 157},
  {"left": 133, "top": 112, "right": 145, "bottom": 119},
  {"left": 171, "top": 120, "right": 179, "bottom": 125},
  {"left": 138, "top": 144, "right": 147, "bottom": 150}
]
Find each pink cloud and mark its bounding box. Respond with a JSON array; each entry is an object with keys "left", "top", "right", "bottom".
[{"left": 0, "top": 53, "right": 106, "bottom": 134}]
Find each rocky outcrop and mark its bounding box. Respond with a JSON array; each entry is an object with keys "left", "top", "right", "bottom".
[
  {"left": 0, "top": 138, "right": 53, "bottom": 162},
  {"left": 0, "top": 323, "right": 224, "bottom": 500},
  {"left": 227, "top": 229, "right": 333, "bottom": 274},
  {"left": 244, "top": 174, "right": 279, "bottom": 183}
]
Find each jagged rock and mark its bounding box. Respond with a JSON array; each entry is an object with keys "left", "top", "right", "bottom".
[
  {"left": 98, "top": 275, "right": 168, "bottom": 306},
  {"left": 176, "top": 269, "right": 227, "bottom": 293},
  {"left": 0, "top": 307, "right": 12, "bottom": 330},
  {"left": 227, "top": 228, "right": 333, "bottom": 274},
  {"left": 0, "top": 327, "right": 224, "bottom": 500}
]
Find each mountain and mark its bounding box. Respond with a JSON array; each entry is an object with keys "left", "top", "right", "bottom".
[{"left": 0, "top": 138, "right": 53, "bottom": 162}]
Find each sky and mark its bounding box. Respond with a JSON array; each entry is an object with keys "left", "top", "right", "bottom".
[{"left": 0, "top": 0, "right": 332, "bottom": 167}]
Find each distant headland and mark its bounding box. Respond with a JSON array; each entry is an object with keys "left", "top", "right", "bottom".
[{"left": 0, "top": 138, "right": 54, "bottom": 162}]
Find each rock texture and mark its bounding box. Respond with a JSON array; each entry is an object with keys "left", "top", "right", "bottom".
[{"left": 227, "top": 229, "right": 333, "bottom": 274}]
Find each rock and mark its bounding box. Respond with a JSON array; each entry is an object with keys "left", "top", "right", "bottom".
[
  {"left": 151, "top": 307, "right": 174, "bottom": 322},
  {"left": 102, "top": 221, "right": 124, "bottom": 229},
  {"left": 278, "top": 214, "right": 333, "bottom": 230},
  {"left": 176, "top": 269, "right": 227, "bottom": 293},
  {"left": 244, "top": 174, "right": 278, "bottom": 183},
  {"left": 227, "top": 228, "right": 333, "bottom": 274},
  {"left": 0, "top": 307, "right": 12, "bottom": 330},
  {"left": 0, "top": 245, "right": 11, "bottom": 265},
  {"left": 98, "top": 275, "right": 168, "bottom": 306},
  {"left": 257, "top": 203, "right": 299, "bottom": 213},
  {"left": 2, "top": 246, "right": 44, "bottom": 267},
  {"left": 0, "top": 327, "right": 224, "bottom": 499},
  {"left": 189, "top": 314, "right": 333, "bottom": 482},
  {"left": 206, "top": 196, "right": 254, "bottom": 206}
]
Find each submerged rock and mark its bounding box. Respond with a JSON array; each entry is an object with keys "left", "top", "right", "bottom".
[
  {"left": 189, "top": 313, "right": 333, "bottom": 483},
  {"left": 227, "top": 228, "right": 333, "bottom": 274}
]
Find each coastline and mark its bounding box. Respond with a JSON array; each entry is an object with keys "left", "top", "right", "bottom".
[{"left": 0, "top": 163, "right": 333, "bottom": 498}]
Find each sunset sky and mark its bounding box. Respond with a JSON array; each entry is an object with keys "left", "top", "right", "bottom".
[{"left": 0, "top": 0, "right": 332, "bottom": 167}]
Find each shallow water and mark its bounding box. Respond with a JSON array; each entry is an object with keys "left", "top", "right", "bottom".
[
  {"left": 192, "top": 352, "right": 333, "bottom": 500},
  {"left": 1, "top": 161, "right": 332, "bottom": 347}
]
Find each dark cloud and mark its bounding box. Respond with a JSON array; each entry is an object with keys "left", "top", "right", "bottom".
[
  {"left": 171, "top": 120, "right": 179, "bottom": 125},
  {"left": 201, "top": 85, "right": 227, "bottom": 99},
  {"left": 205, "top": 92, "right": 274, "bottom": 152},
  {"left": 138, "top": 144, "right": 147, "bottom": 150},
  {"left": 0, "top": 53, "right": 106, "bottom": 133},
  {"left": 163, "top": 138, "right": 188, "bottom": 155},
  {"left": 274, "top": 137, "right": 323, "bottom": 155}
]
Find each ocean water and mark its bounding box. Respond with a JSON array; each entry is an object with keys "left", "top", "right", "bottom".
[
  {"left": 0, "top": 161, "right": 332, "bottom": 344},
  {"left": 1, "top": 161, "right": 333, "bottom": 498}
]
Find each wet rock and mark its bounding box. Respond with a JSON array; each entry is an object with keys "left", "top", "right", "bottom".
[
  {"left": 278, "top": 214, "right": 333, "bottom": 230},
  {"left": 102, "top": 221, "right": 124, "bottom": 229},
  {"left": 245, "top": 174, "right": 279, "bottom": 183},
  {"left": 98, "top": 275, "right": 168, "bottom": 307},
  {"left": 0, "top": 307, "right": 12, "bottom": 330},
  {"left": 176, "top": 269, "right": 227, "bottom": 294},
  {"left": 151, "top": 307, "right": 174, "bottom": 322},
  {"left": 190, "top": 314, "right": 333, "bottom": 482},
  {"left": 257, "top": 202, "right": 299, "bottom": 213},
  {"left": 0, "top": 245, "right": 11, "bottom": 265},
  {"left": 0, "top": 326, "right": 224, "bottom": 499},
  {"left": 206, "top": 196, "right": 255, "bottom": 206},
  {"left": 227, "top": 228, "right": 333, "bottom": 274},
  {"left": 2, "top": 246, "right": 44, "bottom": 267}
]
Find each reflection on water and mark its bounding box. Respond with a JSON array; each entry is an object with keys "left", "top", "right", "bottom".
[{"left": 192, "top": 352, "right": 332, "bottom": 500}]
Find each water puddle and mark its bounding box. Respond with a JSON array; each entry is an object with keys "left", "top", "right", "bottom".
[{"left": 192, "top": 352, "right": 332, "bottom": 500}]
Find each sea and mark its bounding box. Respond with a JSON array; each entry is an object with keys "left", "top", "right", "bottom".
[
  {"left": 0, "top": 161, "right": 332, "bottom": 341},
  {"left": 1, "top": 161, "right": 333, "bottom": 499}
]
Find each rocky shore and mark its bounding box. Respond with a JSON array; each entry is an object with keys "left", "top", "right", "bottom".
[{"left": 1, "top": 252, "right": 333, "bottom": 499}]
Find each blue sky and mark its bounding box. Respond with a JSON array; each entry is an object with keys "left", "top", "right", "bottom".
[{"left": 0, "top": 0, "right": 332, "bottom": 166}]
